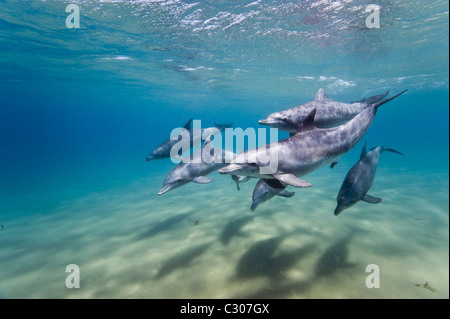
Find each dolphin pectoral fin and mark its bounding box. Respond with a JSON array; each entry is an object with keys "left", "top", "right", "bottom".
[
  {"left": 272, "top": 172, "right": 312, "bottom": 188},
  {"left": 192, "top": 176, "right": 213, "bottom": 184},
  {"left": 362, "top": 194, "right": 382, "bottom": 204},
  {"left": 278, "top": 190, "right": 295, "bottom": 198},
  {"left": 295, "top": 109, "right": 317, "bottom": 133}
]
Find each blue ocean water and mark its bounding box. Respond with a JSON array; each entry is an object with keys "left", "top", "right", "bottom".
[{"left": 0, "top": 0, "right": 448, "bottom": 299}]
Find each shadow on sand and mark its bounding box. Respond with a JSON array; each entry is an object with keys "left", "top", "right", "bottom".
[
  {"left": 154, "top": 243, "right": 211, "bottom": 279},
  {"left": 233, "top": 230, "right": 358, "bottom": 298},
  {"left": 235, "top": 236, "right": 315, "bottom": 281},
  {"left": 313, "top": 231, "right": 358, "bottom": 278},
  {"left": 136, "top": 212, "right": 194, "bottom": 241},
  {"left": 219, "top": 215, "right": 254, "bottom": 246}
]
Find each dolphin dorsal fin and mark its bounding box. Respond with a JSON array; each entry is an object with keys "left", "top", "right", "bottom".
[
  {"left": 315, "top": 88, "right": 328, "bottom": 101},
  {"left": 360, "top": 142, "right": 367, "bottom": 160},
  {"left": 296, "top": 109, "right": 317, "bottom": 133},
  {"left": 183, "top": 118, "right": 193, "bottom": 130}
]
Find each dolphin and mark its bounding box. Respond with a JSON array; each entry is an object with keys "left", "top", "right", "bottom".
[
  {"left": 219, "top": 90, "right": 407, "bottom": 187},
  {"left": 158, "top": 136, "right": 237, "bottom": 195},
  {"left": 258, "top": 88, "right": 389, "bottom": 134},
  {"left": 231, "top": 175, "right": 251, "bottom": 191},
  {"left": 145, "top": 119, "right": 232, "bottom": 161},
  {"left": 334, "top": 143, "right": 404, "bottom": 216},
  {"left": 251, "top": 179, "right": 295, "bottom": 211}
]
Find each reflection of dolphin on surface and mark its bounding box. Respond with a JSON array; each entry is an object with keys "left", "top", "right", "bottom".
[
  {"left": 155, "top": 243, "right": 211, "bottom": 279},
  {"left": 314, "top": 232, "right": 357, "bottom": 278},
  {"left": 136, "top": 212, "right": 193, "bottom": 240},
  {"left": 258, "top": 88, "right": 389, "bottom": 134},
  {"left": 220, "top": 90, "right": 407, "bottom": 187},
  {"left": 219, "top": 215, "right": 254, "bottom": 246},
  {"left": 335, "top": 143, "right": 404, "bottom": 216},
  {"left": 145, "top": 119, "right": 232, "bottom": 161},
  {"left": 251, "top": 179, "right": 295, "bottom": 211}
]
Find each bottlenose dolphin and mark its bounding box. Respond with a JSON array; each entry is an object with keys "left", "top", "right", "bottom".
[
  {"left": 219, "top": 90, "right": 407, "bottom": 187},
  {"left": 258, "top": 88, "right": 389, "bottom": 134},
  {"left": 158, "top": 136, "right": 237, "bottom": 195},
  {"left": 334, "top": 143, "right": 404, "bottom": 216},
  {"left": 251, "top": 179, "right": 295, "bottom": 211},
  {"left": 145, "top": 119, "right": 232, "bottom": 161}
]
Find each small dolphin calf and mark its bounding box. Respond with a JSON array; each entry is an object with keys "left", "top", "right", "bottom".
[
  {"left": 231, "top": 175, "right": 251, "bottom": 191},
  {"left": 259, "top": 88, "right": 389, "bottom": 134},
  {"left": 219, "top": 90, "right": 407, "bottom": 187},
  {"left": 251, "top": 179, "right": 295, "bottom": 211},
  {"left": 158, "top": 136, "right": 237, "bottom": 195},
  {"left": 334, "top": 143, "right": 404, "bottom": 216},
  {"left": 145, "top": 119, "right": 232, "bottom": 161}
]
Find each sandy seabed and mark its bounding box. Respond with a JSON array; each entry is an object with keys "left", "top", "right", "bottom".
[{"left": 0, "top": 167, "right": 448, "bottom": 299}]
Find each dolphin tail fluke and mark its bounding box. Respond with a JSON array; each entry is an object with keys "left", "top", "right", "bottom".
[
  {"left": 381, "top": 147, "right": 404, "bottom": 156},
  {"left": 351, "top": 91, "right": 389, "bottom": 105},
  {"left": 373, "top": 89, "right": 408, "bottom": 110}
]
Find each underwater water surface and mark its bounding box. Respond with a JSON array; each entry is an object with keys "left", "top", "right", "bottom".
[{"left": 0, "top": 0, "right": 448, "bottom": 299}]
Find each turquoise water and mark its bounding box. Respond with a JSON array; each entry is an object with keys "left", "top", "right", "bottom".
[{"left": 0, "top": 0, "right": 448, "bottom": 298}]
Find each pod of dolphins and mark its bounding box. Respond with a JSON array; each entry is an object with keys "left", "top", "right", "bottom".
[{"left": 146, "top": 88, "right": 407, "bottom": 215}]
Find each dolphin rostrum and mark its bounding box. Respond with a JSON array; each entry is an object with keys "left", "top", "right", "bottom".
[
  {"left": 251, "top": 179, "right": 295, "bottom": 211},
  {"left": 334, "top": 143, "right": 404, "bottom": 216},
  {"left": 158, "top": 135, "right": 238, "bottom": 195},
  {"left": 258, "top": 88, "right": 389, "bottom": 134},
  {"left": 145, "top": 119, "right": 232, "bottom": 161},
  {"left": 219, "top": 90, "right": 407, "bottom": 188}
]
